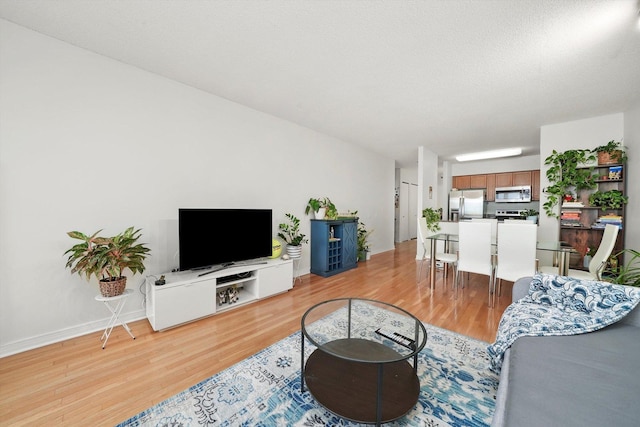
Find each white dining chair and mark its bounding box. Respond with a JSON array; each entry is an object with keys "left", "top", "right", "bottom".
[
  {"left": 472, "top": 218, "right": 498, "bottom": 244},
  {"left": 495, "top": 221, "right": 537, "bottom": 298},
  {"left": 455, "top": 221, "right": 495, "bottom": 307},
  {"left": 539, "top": 224, "right": 619, "bottom": 280},
  {"left": 417, "top": 218, "right": 457, "bottom": 286}
]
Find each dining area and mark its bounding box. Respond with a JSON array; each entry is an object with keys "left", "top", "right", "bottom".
[{"left": 416, "top": 218, "right": 620, "bottom": 308}]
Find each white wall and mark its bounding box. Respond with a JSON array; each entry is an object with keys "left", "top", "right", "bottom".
[
  {"left": 538, "top": 113, "right": 625, "bottom": 265},
  {"left": 623, "top": 103, "right": 640, "bottom": 248},
  {"left": 0, "top": 20, "right": 395, "bottom": 356}
]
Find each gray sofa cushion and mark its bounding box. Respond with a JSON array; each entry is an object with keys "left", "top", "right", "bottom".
[
  {"left": 501, "top": 322, "right": 640, "bottom": 426},
  {"left": 493, "top": 276, "right": 640, "bottom": 427}
]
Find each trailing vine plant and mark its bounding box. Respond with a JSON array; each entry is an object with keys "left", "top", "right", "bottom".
[{"left": 543, "top": 149, "right": 597, "bottom": 218}]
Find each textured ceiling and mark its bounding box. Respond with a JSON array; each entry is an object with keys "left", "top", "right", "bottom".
[{"left": 1, "top": 0, "right": 639, "bottom": 167}]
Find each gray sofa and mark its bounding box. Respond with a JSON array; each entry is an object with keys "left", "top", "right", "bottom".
[{"left": 492, "top": 276, "right": 640, "bottom": 427}]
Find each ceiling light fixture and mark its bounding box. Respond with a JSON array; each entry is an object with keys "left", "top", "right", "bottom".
[{"left": 456, "top": 148, "right": 522, "bottom": 162}]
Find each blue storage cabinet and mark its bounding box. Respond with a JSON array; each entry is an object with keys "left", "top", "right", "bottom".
[{"left": 310, "top": 219, "right": 358, "bottom": 277}]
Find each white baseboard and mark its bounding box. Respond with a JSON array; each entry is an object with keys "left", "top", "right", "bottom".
[{"left": 0, "top": 309, "right": 146, "bottom": 358}]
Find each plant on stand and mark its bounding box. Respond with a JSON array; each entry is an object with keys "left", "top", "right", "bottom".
[
  {"left": 422, "top": 208, "right": 441, "bottom": 233},
  {"left": 592, "top": 140, "right": 627, "bottom": 165},
  {"left": 278, "top": 213, "right": 308, "bottom": 258},
  {"left": 305, "top": 197, "right": 338, "bottom": 220},
  {"left": 64, "top": 227, "right": 151, "bottom": 297}
]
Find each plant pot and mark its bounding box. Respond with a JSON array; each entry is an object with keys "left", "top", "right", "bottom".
[
  {"left": 598, "top": 150, "right": 623, "bottom": 165},
  {"left": 286, "top": 244, "right": 302, "bottom": 259},
  {"left": 315, "top": 208, "right": 327, "bottom": 219},
  {"left": 99, "top": 276, "right": 127, "bottom": 297},
  {"left": 358, "top": 250, "right": 366, "bottom": 262}
]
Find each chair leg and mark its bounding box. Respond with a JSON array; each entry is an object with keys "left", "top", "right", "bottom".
[{"left": 454, "top": 269, "right": 459, "bottom": 299}]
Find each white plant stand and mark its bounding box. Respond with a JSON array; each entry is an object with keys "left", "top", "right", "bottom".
[{"left": 95, "top": 289, "right": 135, "bottom": 349}]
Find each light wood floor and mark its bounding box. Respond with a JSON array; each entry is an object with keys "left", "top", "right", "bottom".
[{"left": 0, "top": 240, "right": 512, "bottom": 426}]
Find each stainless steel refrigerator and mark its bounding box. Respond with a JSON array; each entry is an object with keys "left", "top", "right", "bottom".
[{"left": 449, "top": 189, "right": 485, "bottom": 220}]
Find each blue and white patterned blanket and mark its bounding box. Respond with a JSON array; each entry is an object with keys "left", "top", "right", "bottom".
[{"left": 487, "top": 273, "right": 640, "bottom": 372}]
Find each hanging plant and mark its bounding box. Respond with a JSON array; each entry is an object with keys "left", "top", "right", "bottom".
[
  {"left": 422, "top": 208, "right": 441, "bottom": 233},
  {"left": 543, "top": 149, "right": 596, "bottom": 218}
]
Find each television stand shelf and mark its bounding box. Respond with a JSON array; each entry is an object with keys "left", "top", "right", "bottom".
[{"left": 145, "top": 258, "right": 293, "bottom": 331}]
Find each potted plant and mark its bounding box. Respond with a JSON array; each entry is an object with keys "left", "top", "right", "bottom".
[
  {"left": 357, "top": 221, "right": 372, "bottom": 261},
  {"left": 305, "top": 197, "right": 337, "bottom": 220},
  {"left": 588, "top": 189, "right": 628, "bottom": 211},
  {"left": 543, "top": 149, "right": 597, "bottom": 218},
  {"left": 422, "top": 208, "right": 441, "bottom": 233},
  {"left": 520, "top": 208, "right": 539, "bottom": 224},
  {"left": 607, "top": 249, "right": 640, "bottom": 287},
  {"left": 64, "top": 227, "right": 151, "bottom": 297},
  {"left": 592, "top": 140, "right": 627, "bottom": 165},
  {"left": 278, "top": 213, "right": 308, "bottom": 258}
]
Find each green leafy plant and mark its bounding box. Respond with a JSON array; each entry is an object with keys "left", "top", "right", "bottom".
[
  {"left": 520, "top": 209, "right": 539, "bottom": 218},
  {"left": 357, "top": 221, "right": 373, "bottom": 261},
  {"left": 357, "top": 221, "right": 372, "bottom": 253},
  {"left": 422, "top": 208, "right": 441, "bottom": 233},
  {"left": 607, "top": 249, "right": 640, "bottom": 287},
  {"left": 305, "top": 197, "right": 338, "bottom": 219},
  {"left": 278, "top": 213, "right": 308, "bottom": 246},
  {"left": 64, "top": 227, "right": 151, "bottom": 282},
  {"left": 588, "top": 190, "right": 628, "bottom": 211},
  {"left": 592, "top": 140, "right": 627, "bottom": 164},
  {"left": 543, "top": 149, "right": 597, "bottom": 218}
]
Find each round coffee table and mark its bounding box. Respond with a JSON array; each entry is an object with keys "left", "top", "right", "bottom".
[{"left": 301, "top": 298, "right": 427, "bottom": 425}]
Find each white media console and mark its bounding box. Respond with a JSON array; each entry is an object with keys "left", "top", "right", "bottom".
[{"left": 146, "top": 258, "right": 293, "bottom": 331}]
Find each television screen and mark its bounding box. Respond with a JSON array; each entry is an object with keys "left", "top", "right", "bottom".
[{"left": 179, "top": 208, "right": 272, "bottom": 271}]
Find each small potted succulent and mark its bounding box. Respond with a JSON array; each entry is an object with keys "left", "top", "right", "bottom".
[
  {"left": 64, "top": 227, "right": 151, "bottom": 297},
  {"left": 278, "top": 213, "right": 308, "bottom": 258}
]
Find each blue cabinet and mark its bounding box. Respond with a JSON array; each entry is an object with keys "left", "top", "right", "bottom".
[{"left": 310, "top": 219, "right": 358, "bottom": 277}]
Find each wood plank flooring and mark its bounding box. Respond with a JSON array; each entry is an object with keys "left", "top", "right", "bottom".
[{"left": 0, "top": 240, "right": 512, "bottom": 426}]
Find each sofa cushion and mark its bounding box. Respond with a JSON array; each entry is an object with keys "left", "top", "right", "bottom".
[{"left": 500, "top": 322, "right": 640, "bottom": 427}]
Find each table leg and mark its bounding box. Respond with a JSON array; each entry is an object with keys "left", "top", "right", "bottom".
[
  {"left": 300, "top": 331, "right": 305, "bottom": 393},
  {"left": 558, "top": 251, "right": 570, "bottom": 276},
  {"left": 429, "top": 239, "right": 437, "bottom": 291}
]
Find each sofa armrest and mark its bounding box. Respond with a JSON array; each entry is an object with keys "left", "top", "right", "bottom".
[{"left": 512, "top": 277, "right": 533, "bottom": 302}]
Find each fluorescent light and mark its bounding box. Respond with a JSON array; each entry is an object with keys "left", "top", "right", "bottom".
[{"left": 456, "top": 148, "right": 522, "bottom": 162}]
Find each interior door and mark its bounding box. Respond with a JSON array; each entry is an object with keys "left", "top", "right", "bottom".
[{"left": 409, "top": 183, "right": 418, "bottom": 239}]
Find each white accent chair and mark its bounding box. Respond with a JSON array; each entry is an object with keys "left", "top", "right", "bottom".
[
  {"left": 539, "top": 224, "right": 619, "bottom": 280},
  {"left": 455, "top": 221, "right": 496, "bottom": 307},
  {"left": 495, "top": 221, "right": 538, "bottom": 298},
  {"left": 417, "top": 218, "right": 457, "bottom": 285}
]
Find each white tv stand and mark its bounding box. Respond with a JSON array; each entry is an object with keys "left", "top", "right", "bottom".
[{"left": 146, "top": 258, "right": 293, "bottom": 331}]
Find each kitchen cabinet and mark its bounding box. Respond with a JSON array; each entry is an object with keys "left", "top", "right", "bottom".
[
  {"left": 452, "top": 169, "right": 539, "bottom": 201},
  {"left": 495, "top": 173, "right": 513, "bottom": 187},
  {"left": 469, "top": 174, "right": 487, "bottom": 189},
  {"left": 453, "top": 175, "right": 470, "bottom": 189},
  {"left": 532, "top": 170, "right": 540, "bottom": 201},
  {"left": 513, "top": 171, "right": 532, "bottom": 186},
  {"left": 486, "top": 174, "right": 496, "bottom": 201}
]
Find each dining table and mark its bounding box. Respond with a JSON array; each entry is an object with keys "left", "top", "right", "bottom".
[{"left": 425, "top": 233, "right": 577, "bottom": 290}]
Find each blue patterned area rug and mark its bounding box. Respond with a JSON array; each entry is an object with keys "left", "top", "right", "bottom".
[{"left": 118, "top": 307, "right": 498, "bottom": 427}]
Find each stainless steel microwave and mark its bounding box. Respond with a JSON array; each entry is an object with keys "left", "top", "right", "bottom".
[{"left": 495, "top": 186, "right": 531, "bottom": 203}]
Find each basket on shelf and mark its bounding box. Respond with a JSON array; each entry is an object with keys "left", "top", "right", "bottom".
[
  {"left": 99, "top": 277, "right": 127, "bottom": 297},
  {"left": 598, "top": 150, "right": 623, "bottom": 165}
]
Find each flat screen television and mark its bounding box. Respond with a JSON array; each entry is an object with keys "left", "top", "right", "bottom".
[{"left": 178, "top": 208, "right": 272, "bottom": 271}]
